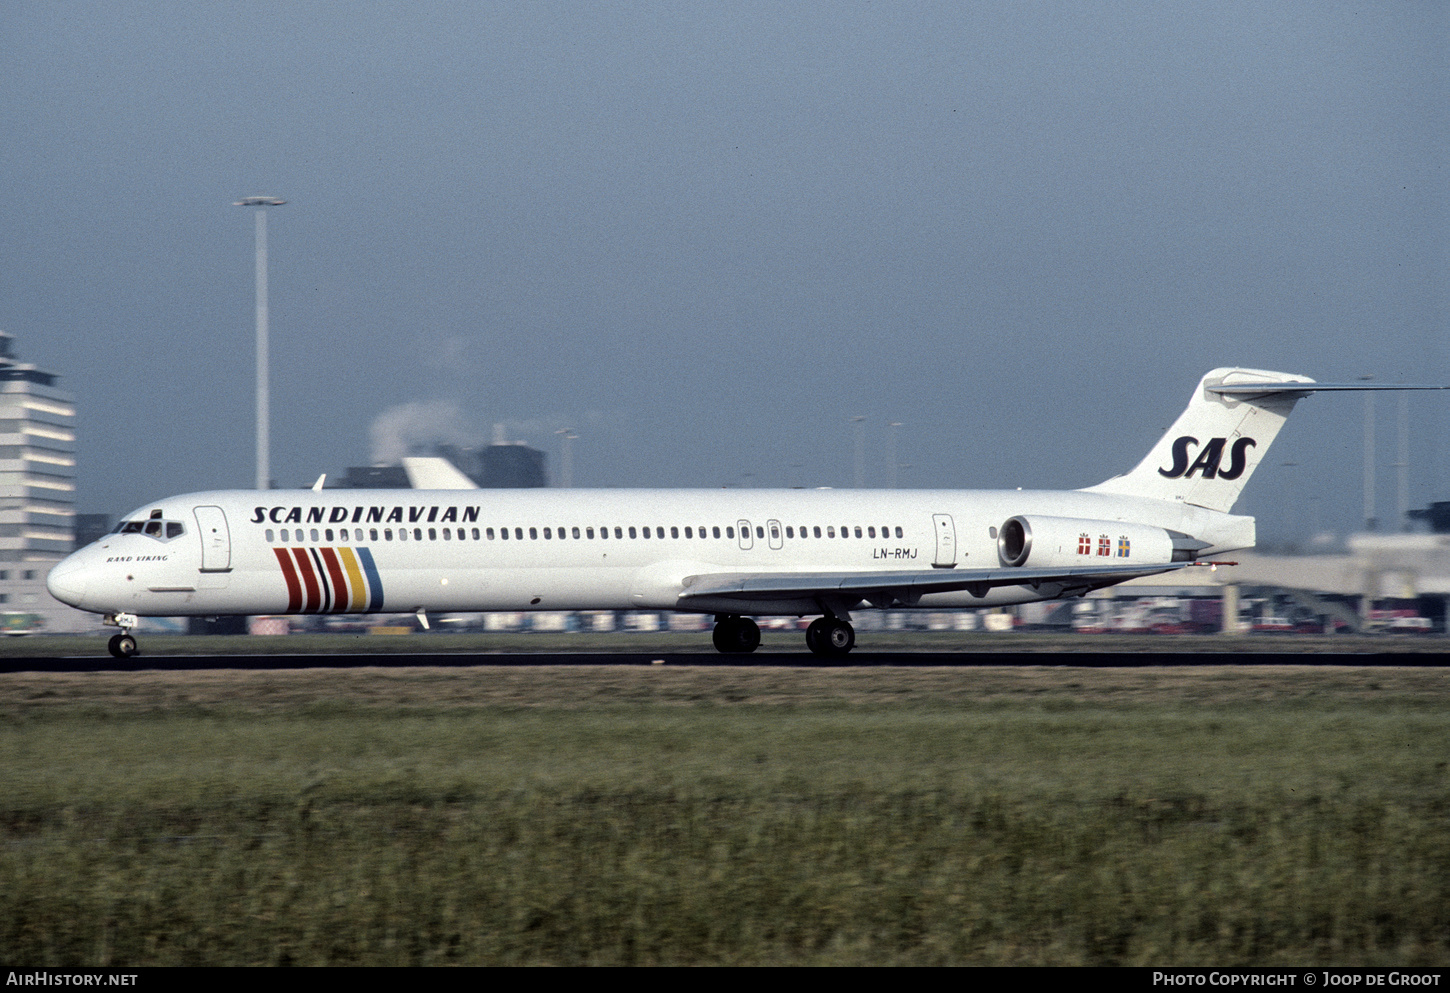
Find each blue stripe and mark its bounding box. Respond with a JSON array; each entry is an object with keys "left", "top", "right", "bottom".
[{"left": 357, "top": 547, "right": 385, "bottom": 612}]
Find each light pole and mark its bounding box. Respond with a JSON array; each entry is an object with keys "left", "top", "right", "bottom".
[
  {"left": 1361, "top": 375, "right": 1376, "bottom": 531},
  {"left": 1396, "top": 392, "right": 1409, "bottom": 532},
  {"left": 887, "top": 422, "right": 902, "bottom": 489},
  {"left": 234, "top": 195, "right": 285, "bottom": 490},
  {"left": 850, "top": 415, "right": 865, "bottom": 488}
]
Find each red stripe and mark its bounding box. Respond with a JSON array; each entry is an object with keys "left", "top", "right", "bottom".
[
  {"left": 273, "top": 547, "right": 303, "bottom": 612},
  {"left": 291, "top": 547, "right": 321, "bottom": 613}
]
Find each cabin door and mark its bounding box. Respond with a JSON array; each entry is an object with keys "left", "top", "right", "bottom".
[
  {"left": 766, "top": 519, "right": 784, "bottom": 550},
  {"left": 932, "top": 513, "right": 957, "bottom": 568},
  {"left": 194, "top": 505, "right": 232, "bottom": 572}
]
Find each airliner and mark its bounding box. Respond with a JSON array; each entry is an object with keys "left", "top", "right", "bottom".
[{"left": 46, "top": 368, "right": 1442, "bottom": 658}]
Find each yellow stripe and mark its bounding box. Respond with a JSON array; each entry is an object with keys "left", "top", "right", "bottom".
[{"left": 338, "top": 547, "right": 368, "bottom": 611}]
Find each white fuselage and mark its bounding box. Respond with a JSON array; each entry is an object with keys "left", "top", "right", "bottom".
[{"left": 47, "top": 486, "right": 1253, "bottom": 620}]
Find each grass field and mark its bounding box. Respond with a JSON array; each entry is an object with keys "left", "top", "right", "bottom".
[{"left": 1, "top": 665, "right": 1447, "bottom": 965}]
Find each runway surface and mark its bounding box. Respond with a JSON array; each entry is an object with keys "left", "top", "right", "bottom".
[{"left": 4, "top": 650, "right": 1447, "bottom": 673}]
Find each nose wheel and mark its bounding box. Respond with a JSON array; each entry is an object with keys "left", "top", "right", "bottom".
[
  {"left": 107, "top": 633, "right": 139, "bottom": 658},
  {"left": 805, "top": 616, "right": 855, "bottom": 657}
]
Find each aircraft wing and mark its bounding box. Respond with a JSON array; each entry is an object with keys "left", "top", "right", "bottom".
[{"left": 678, "top": 561, "right": 1189, "bottom": 608}]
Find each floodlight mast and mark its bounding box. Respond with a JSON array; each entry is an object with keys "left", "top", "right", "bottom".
[{"left": 233, "top": 196, "right": 286, "bottom": 490}]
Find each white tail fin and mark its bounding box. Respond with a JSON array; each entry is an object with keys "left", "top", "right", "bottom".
[{"left": 1083, "top": 368, "right": 1314, "bottom": 513}]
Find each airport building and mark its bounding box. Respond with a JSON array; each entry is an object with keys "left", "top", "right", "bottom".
[{"left": 0, "top": 332, "right": 78, "bottom": 632}]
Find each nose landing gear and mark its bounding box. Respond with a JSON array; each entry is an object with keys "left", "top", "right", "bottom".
[
  {"left": 107, "top": 633, "right": 138, "bottom": 658},
  {"left": 103, "top": 613, "right": 140, "bottom": 658}
]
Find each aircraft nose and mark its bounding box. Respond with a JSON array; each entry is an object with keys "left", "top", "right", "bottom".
[{"left": 45, "top": 555, "right": 90, "bottom": 608}]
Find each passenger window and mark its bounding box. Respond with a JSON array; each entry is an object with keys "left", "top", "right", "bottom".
[
  {"left": 370, "top": 528, "right": 379, "bottom": 541},
  {"left": 726, "top": 526, "right": 735, "bottom": 538},
  {"left": 814, "top": 526, "right": 822, "bottom": 538},
  {"left": 572, "top": 526, "right": 581, "bottom": 539},
  {"left": 385, "top": 529, "right": 393, "bottom": 540},
  {"left": 854, "top": 526, "right": 862, "bottom": 538},
  {"left": 756, "top": 526, "right": 764, "bottom": 539},
  {"left": 615, "top": 526, "right": 623, "bottom": 538},
  {"left": 529, "top": 528, "right": 537, "bottom": 540},
  {"left": 684, "top": 527, "right": 692, "bottom": 538},
  {"left": 587, "top": 527, "right": 595, "bottom": 539},
  {"left": 671, "top": 526, "right": 679, "bottom": 539},
  {"left": 868, "top": 526, "right": 876, "bottom": 538},
  {"left": 713, "top": 526, "right": 721, "bottom": 538},
  {"left": 400, "top": 529, "right": 409, "bottom": 542},
  {"left": 786, "top": 526, "right": 793, "bottom": 538},
  {"left": 642, "top": 527, "right": 651, "bottom": 539},
  {"left": 442, "top": 528, "right": 450, "bottom": 540},
  {"left": 265, "top": 529, "right": 275, "bottom": 542},
  {"left": 628, "top": 526, "right": 637, "bottom": 539},
  {"left": 895, "top": 526, "right": 903, "bottom": 538},
  {"left": 544, "top": 527, "right": 552, "bottom": 539},
  {"left": 827, "top": 527, "right": 836, "bottom": 538}
]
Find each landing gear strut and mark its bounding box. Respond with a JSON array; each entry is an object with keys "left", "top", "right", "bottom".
[
  {"left": 805, "top": 616, "right": 855, "bottom": 658},
  {"left": 711, "top": 615, "right": 761, "bottom": 654}
]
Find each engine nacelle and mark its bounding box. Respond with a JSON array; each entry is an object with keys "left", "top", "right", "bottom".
[{"left": 996, "top": 515, "right": 1200, "bottom": 569}]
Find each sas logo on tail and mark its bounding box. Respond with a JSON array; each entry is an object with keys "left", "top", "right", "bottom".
[{"left": 1158, "top": 436, "right": 1256, "bottom": 480}]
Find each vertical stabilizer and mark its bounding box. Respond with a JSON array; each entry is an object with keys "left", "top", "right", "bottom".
[{"left": 1082, "top": 368, "right": 1313, "bottom": 513}]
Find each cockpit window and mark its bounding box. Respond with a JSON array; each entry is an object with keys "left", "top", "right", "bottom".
[{"left": 114, "top": 518, "right": 187, "bottom": 542}]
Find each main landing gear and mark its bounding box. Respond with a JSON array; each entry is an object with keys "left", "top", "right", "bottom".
[
  {"left": 104, "top": 613, "right": 140, "bottom": 659},
  {"left": 805, "top": 616, "right": 855, "bottom": 658},
  {"left": 709, "top": 613, "right": 857, "bottom": 658},
  {"left": 712, "top": 615, "right": 761, "bottom": 654}
]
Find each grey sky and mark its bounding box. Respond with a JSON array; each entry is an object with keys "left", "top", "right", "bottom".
[{"left": 2, "top": 2, "right": 1445, "bottom": 543}]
